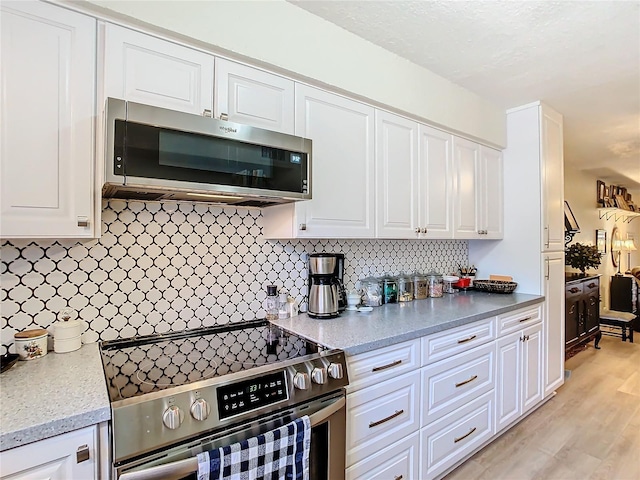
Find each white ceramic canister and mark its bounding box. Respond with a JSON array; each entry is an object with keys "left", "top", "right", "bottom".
[
  {"left": 14, "top": 329, "right": 49, "bottom": 360},
  {"left": 50, "top": 315, "right": 84, "bottom": 353},
  {"left": 54, "top": 335, "right": 82, "bottom": 354}
]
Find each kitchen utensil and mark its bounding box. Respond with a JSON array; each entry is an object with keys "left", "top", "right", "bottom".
[
  {"left": 1, "top": 353, "right": 19, "bottom": 373},
  {"left": 14, "top": 329, "right": 48, "bottom": 360},
  {"left": 473, "top": 280, "right": 518, "bottom": 294}
]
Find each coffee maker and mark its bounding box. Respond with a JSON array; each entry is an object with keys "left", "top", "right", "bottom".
[{"left": 307, "top": 253, "right": 347, "bottom": 318}]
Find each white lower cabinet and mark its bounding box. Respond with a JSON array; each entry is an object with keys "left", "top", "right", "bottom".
[
  {"left": 346, "top": 431, "right": 420, "bottom": 480},
  {"left": 495, "top": 308, "right": 543, "bottom": 434},
  {"left": 346, "top": 305, "right": 549, "bottom": 479},
  {"left": 0, "top": 425, "right": 98, "bottom": 479},
  {"left": 420, "top": 391, "right": 494, "bottom": 480},
  {"left": 421, "top": 342, "right": 495, "bottom": 425},
  {"left": 346, "top": 370, "right": 420, "bottom": 467}
]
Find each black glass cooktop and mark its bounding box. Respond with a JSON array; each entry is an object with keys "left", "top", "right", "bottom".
[{"left": 100, "top": 320, "right": 318, "bottom": 402}]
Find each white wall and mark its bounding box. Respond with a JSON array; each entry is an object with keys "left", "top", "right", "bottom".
[
  {"left": 564, "top": 164, "right": 640, "bottom": 306},
  {"left": 79, "top": 0, "right": 506, "bottom": 147}
]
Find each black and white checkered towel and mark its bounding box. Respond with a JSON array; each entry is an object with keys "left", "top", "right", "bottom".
[{"left": 197, "top": 416, "right": 311, "bottom": 480}]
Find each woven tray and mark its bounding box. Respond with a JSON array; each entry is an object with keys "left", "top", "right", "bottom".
[{"left": 473, "top": 279, "right": 518, "bottom": 294}]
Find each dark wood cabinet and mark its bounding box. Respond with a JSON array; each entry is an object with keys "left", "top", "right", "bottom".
[
  {"left": 565, "top": 274, "right": 601, "bottom": 352},
  {"left": 610, "top": 275, "right": 639, "bottom": 331}
]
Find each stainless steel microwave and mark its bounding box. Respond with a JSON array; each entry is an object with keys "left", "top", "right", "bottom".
[{"left": 103, "top": 98, "right": 312, "bottom": 207}]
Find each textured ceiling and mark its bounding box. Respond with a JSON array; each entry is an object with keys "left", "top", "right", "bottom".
[{"left": 289, "top": 0, "right": 640, "bottom": 190}]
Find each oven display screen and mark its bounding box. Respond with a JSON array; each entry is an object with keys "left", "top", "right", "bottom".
[{"left": 217, "top": 371, "right": 288, "bottom": 419}]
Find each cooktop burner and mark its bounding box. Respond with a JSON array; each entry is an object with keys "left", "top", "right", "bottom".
[{"left": 100, "top": 319, "right": 319, "bottom": 402}]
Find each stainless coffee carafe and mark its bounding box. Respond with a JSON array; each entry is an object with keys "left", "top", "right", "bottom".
[{"left": 308, "top": 253, "right": 341, "bottom": 319}]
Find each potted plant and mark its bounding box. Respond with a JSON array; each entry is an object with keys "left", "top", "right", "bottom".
[{"left": 565, "top": 243, "right": 602, "bottom": 274}]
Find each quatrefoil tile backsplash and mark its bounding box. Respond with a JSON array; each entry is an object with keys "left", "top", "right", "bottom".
[{"left": 1, "top": 200, "right": 468, "bottom": 354}]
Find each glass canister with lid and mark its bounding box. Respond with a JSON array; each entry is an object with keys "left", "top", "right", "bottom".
[
  {"left": 426, "top": 272, "right": 444, "bottom": 298},
  {"left": 396, "top": 272, "right": 414, "bottom": 302},
  {"left": 359, "top": 277, "right": 383, "bottom": 307},
  {"left": 413, "top": 272, "right": 428, "bottom": 300},
  {"left": 381, "top": 274, "right": 398, "bottom": 304}
]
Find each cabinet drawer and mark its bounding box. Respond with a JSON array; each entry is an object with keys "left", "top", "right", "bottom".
[
  {"left": 565, "top": 283, "right": 584, "bottom": 299},
  {"left": 347, "top": 339, "right": 420, "bottom": 392},
  {"left": 347, "top": 370, "right": 420, "bottom": 467},
  {"left": 497, "top": 305, "right": 542, "bottom": 336},
  {"left": 583, "top": 278, "right": 600, "bottom": 295},
  {"left": 421, "top": 342, "right": 495, "bottom": 426},
  {"left": 346, "top": 431, "right": 419, "bottom": 480},
  {"left": 421, "top": 316, "right": 495, "bottom": 365},
  {"left": 420, "top": 391, "right": 494, "bottom": 480}
]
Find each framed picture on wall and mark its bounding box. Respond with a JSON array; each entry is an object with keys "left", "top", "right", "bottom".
[
  {"left": 596, "top": 180, "right": 606, "bottom": 205},
  {"left": 596, "top": 229, "right": 607, "bottom": 253},
  {"left": 615, "top": 194, "right": 630, "bottom": 210}
]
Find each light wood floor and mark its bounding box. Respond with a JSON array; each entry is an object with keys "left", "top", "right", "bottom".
[{"left": 445, "top": 335, "right": 640, "bottom": 480}]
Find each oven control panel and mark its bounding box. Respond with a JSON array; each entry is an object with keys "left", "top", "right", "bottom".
[{"left": 217, "top": 371, "right": 288, "bottom": 420}]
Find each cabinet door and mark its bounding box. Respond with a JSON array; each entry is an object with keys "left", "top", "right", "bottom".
[
  {"left": 1, "top": 1, "right": 95, "bottom": 238},
  {"left": 294, "top": 85, "right": 375, "bottom": 238},
  {"left": 0, "top": 426, "right": 97, "bottom": 479},
  {"left": 375, "top": 111, "right": 419, "bottom": 238},
  {"left": 479, "top": 146, "right": 503, "bottom": 239},
  {"left": 418, "top": 125, "right": 453, "bottom": 239},
  {"left": 214, "top": 58, "right": 294, "bottom": 134},
  {"left": 544, "top": 253, "right": 565, "bottom": 397},
  {"left": 540, "top": 106, "right": 564, "bottom": 251},
  {"left": 495, "top": 332, "right": 520, "bottom": 433},
  {"left": 452, "top": 137, "right": 481, "bottom": 239},
  {"left": 522, "top": 322, "right": 543, "bottom": 413},
  {"left": 565, "top": 287, "right": 581, "bottom": 347},
  {"left": 103, "top": 23, "right": 214, "bottom": 115}
]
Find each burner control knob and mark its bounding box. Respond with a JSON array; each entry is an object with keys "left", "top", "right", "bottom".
[
  {"left": 162, "top": 405, "right": 184, "bottom": 430},
  {"left": 311, "top": 367, "right": 327, "bottom": 385},
  {"left": 327, "top": 363, "right": 344, "bottom": 380},
  {"left": 190, "top": 398, "right": 210, "bottom": 421},
  {"left": 293, "top": 372, "right": 310, "bottom": 390}
]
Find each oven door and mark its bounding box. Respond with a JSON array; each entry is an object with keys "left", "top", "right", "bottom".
[{"left": 116, "top": 390, "right": 345, "bottom": 480}]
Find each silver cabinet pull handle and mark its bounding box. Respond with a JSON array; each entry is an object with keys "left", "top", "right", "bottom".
[
  {"left": 457, "top": 335, "right": 476, "bottom": 344},
  {"left": 455, "top": 374, "right": 478, "bottom": 388},
  {"left": 394, "top": 476, "right": 404, "bottom": 480},
  {"left": 372, "top": 359, "right": 402, "bottom": 372},
  {"left": 77, "top": 216, "right": 89, "bottom": 227},
  {"left": 519, "top": 316, "right": 532, "bottom": 323},
  {"left": 369, "top": 409, "right": 404, "bottom": 428},
  {"left": 454, "top": 427, "right": 477, "bottom": 443},
  {"left": 299, "top": 223, "right": 307, "bottom": 231},
  {"left": 202, "top": 109, "right": 212, "bottom": 117},
  {"left": 76, "top": 444, "right": 90, "bottom": 463}
]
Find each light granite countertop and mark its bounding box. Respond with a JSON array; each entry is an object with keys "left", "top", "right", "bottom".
[
  {"left": 0, "top": 342, "right": 111, "bottom": 451},
  {"left": 270, "top": 291, "right": 544, "bottom": 355}
]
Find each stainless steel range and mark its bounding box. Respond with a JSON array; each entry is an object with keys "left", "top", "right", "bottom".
[{"left": 100, "top": 319, "right": 348, "bottom": 480}]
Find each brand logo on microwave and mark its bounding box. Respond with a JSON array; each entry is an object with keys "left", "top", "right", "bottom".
[{"left": 219, "top": 126, "right": 238, "bottom": 134}]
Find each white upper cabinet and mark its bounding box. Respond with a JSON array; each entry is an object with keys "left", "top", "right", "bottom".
[
  {"left": 452, "top": 137, "right": 503, "bottom": 239},
  {"left": 540, "top": 106, "right": 564, "bottom": 252},
  {"left": 418, "top": 125, "right": 454, "bottom": 239},
  {"left": 214, "top": 58, "right": 294, "bottom": 134},
  {"left": 375, "top": 111, "right": 419, "bottom": 238},
  {"left": 452, "top": 137, "right": 481, "bottom": 238},
  {"left": 1, "top": 1, "right": 96, "bottom": 238},
  {"left": 103, "top": 23, "right": 214, "bottom": 115},
  {"left": 263, "top": 85, "right": 375, "bottom": 238},
  {"left": 479, "top": 145, "right": 504, "bottom": 239}
]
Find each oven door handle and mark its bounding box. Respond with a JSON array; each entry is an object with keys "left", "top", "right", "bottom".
[{"left": 118, "top": 397, "right": 346, "bottom": 480}]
